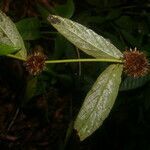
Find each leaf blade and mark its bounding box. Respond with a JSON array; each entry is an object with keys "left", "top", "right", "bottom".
[
  {"left": 0, "top": 10, "right": 27, "bottom": 58},
  {"left": 74, "top": 64, "right": 123, "bottom": 141},
  {"left": 47, "top": 15, "right": 123, "bottom": 59},
  {"left": 16, "top": 17, "right": 41, "bottom": 40},
  {"left": 0, "top": 43, "right": 20, "bottom": 55},
  {"left": 120, "top": 75, "right": 150, "bottom": 91},
  {"left": 54, "top": 0, "right": 75, "bottom": 18}
]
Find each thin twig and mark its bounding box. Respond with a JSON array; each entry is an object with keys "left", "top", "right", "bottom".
[
  {"left": 7, "top": 108, "right": 20, "bottom": 132},
  {"left": 45, "top": 58, "right": 123, "bottom": 64}
]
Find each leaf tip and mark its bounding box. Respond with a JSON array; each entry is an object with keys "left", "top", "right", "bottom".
[
  {"left": 73, "top": 127, "right": 84, "bottom": 141},
  {"left": 47, "top": 15, "right": 61, "bottom": 24}
]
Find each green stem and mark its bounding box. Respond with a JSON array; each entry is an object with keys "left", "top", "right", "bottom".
[
  {"left": 45, "top": 58, "right": 123, "bottom": 64},
  {"left": 6, "top": 54, "right": 124, "bottom": 64},
  {"left": 6, "top": 54, "right": 26, "bottom": 61}
]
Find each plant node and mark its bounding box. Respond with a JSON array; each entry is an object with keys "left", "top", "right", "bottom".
[{"left": 24, "top": 51, "right": 47, "bottom": 76}]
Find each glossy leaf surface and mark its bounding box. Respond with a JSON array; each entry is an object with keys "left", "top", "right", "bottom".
[
  {"left": 47, "top": 15, "right": 123, "bottom": 59},
  {"left": 74, "top": 64, "right": 123, "bottom": 141}
]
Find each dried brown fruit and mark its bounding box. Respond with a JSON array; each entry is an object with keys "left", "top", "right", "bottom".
[
  {"left": 123, "top": 48, "right": 149, "bottom": 78},
  {"left": 24, "top": 51, "right": 47, "bottom": 76}
]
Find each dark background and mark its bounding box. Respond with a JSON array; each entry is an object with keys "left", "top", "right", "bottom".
[{"left": 0, "top": 0, "right": 150, "bottom": 149}]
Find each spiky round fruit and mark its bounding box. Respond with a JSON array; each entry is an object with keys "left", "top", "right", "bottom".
[
  {"left": 123, "top": 48, "right": 149, "bottom": 78},
  {"left": 24, "top": 51, "right": 47, "bottom": 76}
]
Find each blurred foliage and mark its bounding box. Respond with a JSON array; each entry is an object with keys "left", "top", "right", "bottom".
[
  {"left": 0, "top": 0, "right": 150, "bottom": 149},
  {"left": 16, "top": 18, "right": 41, "bottom": 40}
]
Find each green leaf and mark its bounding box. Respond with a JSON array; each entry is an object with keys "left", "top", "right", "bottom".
[
  {"left": 16, "top": 17, "right": 41, "bottom": 40},
  {"left": 47, "top": 15, "right": 123, "bottom": 59},
  {"left": 103, "top": 32, "right": 126, "bottom": 50},
  {"left": 54, "top": 0, "right": 75, "bottom": 18},
  {"left": 0, "top": 43, "right": 20, "bottom": 55},
  {"left": 74, "top": 64, "right": 123, "bottom": 141},
  {"left": 0, "top": 10, "right": 27, "bottom": 59},
  {"left": 120, "top": 76, "right": 150, "bottom": 91}
]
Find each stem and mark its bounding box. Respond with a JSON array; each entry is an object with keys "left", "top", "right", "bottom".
[
  {"left": 45, "top": 58, "right": 123, "bottom": 64},
  {"left": 6, "top": 54, "right": 124, "bottom": 64},
  {"left": 6, "top": 54, "right": 26, "bottom": 61}
]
